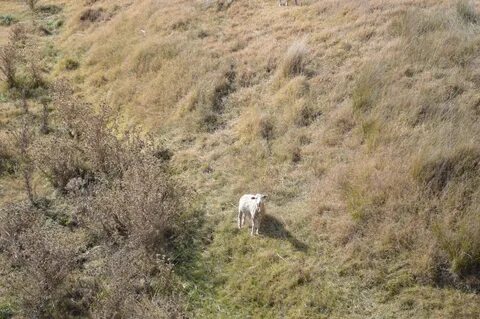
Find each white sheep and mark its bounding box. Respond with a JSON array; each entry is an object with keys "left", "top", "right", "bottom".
[{"left": 238, "top": 194, "right": 268, "bottom": 236}]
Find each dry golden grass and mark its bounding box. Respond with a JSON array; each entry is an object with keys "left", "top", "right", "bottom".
[
  {"left": 2, "top": 0, "right": 480, "bottom": 317},
  {"left": 56, "top": 0, "right": 480, "bottom": 315}
]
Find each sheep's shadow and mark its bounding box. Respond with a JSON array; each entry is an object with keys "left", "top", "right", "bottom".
[{"left": 260, "top": 214, "right": 308, "bottom": 252}]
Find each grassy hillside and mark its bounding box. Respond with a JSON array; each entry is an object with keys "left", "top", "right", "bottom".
[{"left": 2, "top": 0, "right": 480, "bottom": 318}]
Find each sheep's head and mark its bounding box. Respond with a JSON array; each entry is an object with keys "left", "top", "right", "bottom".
[{"left": 253, "top": 194, "right": 267, "bottom": 212}]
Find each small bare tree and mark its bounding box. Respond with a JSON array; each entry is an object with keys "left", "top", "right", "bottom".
[
  {"left": 9, "top": 24, "right": 27, "bottom": 46},
  {"left": 0, "top": 204, "right": 77, "bottom": 318},
  {"left": 40, "top": 96, "right": 51, "bottom": 134},
  {"left": 0, "top": 44, "right": 17, "bottom": 88},
  {"left": 20, "top": 89, "right": 29, "bottom": 114},
  {"left": 10, "top": 116, "right": 36, "bottom": 206},
  {"left": 0, "top": 25, "right": 27, "bottom": 89}
]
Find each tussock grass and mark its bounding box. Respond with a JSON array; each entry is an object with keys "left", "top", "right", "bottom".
[
  {"left": 456, "top": 0, "right": 479, "bottom": 25},
  {"left": 434, "top": 213, "right": 480, "bottom": 277},
  {"left": 392, "top": 6, "right": 480, "bottom": 68},
  {"left": 412, "top": 145, "right": 480, "bottom": 194},
  {"left": 58, "top": 57, "right": 79, "bottom": 71},
  {"left": 278, "top": 40, "right": 309, "bottom": 80},
  {"left": 352, "top": 64, "right": 383, "bottom": 113},
  {"left": 3, "top": 0, "right": 480, "bottom": 317}
]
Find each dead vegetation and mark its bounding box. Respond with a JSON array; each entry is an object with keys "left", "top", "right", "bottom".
[
  {"left": 2, "top": 0, "right": 480, "bottom": 317},
  {"left": 0, "top": 74, "right": 196, "bottom": 317}
]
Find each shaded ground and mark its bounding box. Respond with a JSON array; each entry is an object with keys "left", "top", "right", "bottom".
[{"left": 261, "top": 214, "right": 309, "bottom": 252}]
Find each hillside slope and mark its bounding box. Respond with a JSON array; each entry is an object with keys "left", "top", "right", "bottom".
[{"left": 2, "top": 0, "right": 480, "bottom": 317}]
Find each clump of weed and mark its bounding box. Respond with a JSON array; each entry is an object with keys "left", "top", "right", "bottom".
[
  {"left": 0, "top": 303, "right": 14, "bottom": 319},
  {"left": 59, "top": 57, "right": 80, "bottom": 71},
  {"left": 0, "top": 15, "right": 17, "bottom": 27}
]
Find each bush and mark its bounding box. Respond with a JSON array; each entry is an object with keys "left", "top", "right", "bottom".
[
  {"left": 85, "top": 152, "right": 185, "bottom": 251},
  {"left": 91, "top": 248, "right": 184, "bottom": 318},
  {"left": 34, "top": 135, "right": 93, "bottom": 193},
  {"left": 33, "top": 81, "right": 127, "bottom": 192},
  {"left": 0, "top": 203, "right": 78, "bottom": 318},
  {"left": 2, "top": 79, "right": 193, "bottom": 317}
]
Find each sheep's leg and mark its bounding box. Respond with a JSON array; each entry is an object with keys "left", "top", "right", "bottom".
[
  {"left": 238, "top": 211, "right": 243, "bottom": 229},
  {"left": 252, "top": 215, "right": 261, "bottom": 236},
  {"left": 251, "top": 215, "right": 255, "bottom": 236}
]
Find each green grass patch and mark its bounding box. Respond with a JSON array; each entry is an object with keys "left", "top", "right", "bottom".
[{"left": 0, "top": 15, "right": 17, "bottom": 26}]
